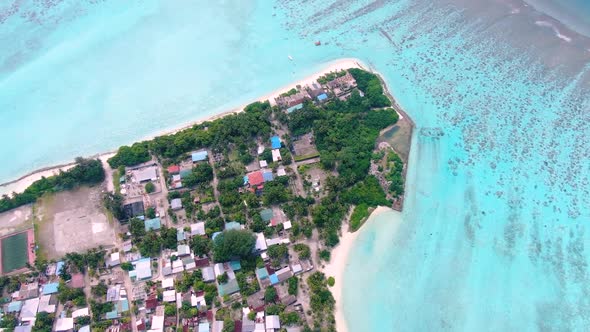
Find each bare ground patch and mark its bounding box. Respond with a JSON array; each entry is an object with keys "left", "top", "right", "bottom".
[{"left": 35, "top": 187, "right": 117, "bottom": 260}]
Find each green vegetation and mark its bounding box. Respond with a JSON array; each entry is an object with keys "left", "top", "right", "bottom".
[
  {"left": 317, "top": 70, "right": 346, "bottom": 84},
  {"left": 145, "top": 182, "right": 155, "bottom": 193},
  {"left": 348, "top": 68, "right": 392, "bottom": 108},
  {"left": 293, "top": 243, "right": 311, "bottom": 260},
  {"left": 183, "top": 163, "right": 214, "bottom": 187},
  {"left": 102, "top": 192, "right": 125, "bottom": 220},
  {"left": 288, "top": 276, "right": 299, "bottom": 296},
  {"left": 386, "top": 151, "right": 404, "bottom": 197},
  {"left": 190, "top": 236, "right": 211, "bottom": 257},
  {"left": 121, "top": 262, "right": 134, "bottom": 271},
  {"left": 57, "top": 283, "right": 86, "bottom": 306},
  {"left": 212, "top": 229, "right": 256, "bottom": 262},
  {"left": 33, "top": 312, "right": 55, "bottom": 332},
  {"left": 267, "top": 244, "right": 289, "bottom": 268},
  {"left": 264, "top": 285, "right": 277, "bottom": 303},
  {"left": 327, "top": 276, "right": 335, "bottom": 287},
  {"left": 92, "top": 281, "right": 108, "bottom": 297},
  {"left": 0, "top": 158, "right": 105, "bottom": 213},
  {"left": 107, "top": 142, "right": 150, "bottom": 168},
  {"left": 307, "top": 272, "right": 335, "bottom": 330},
  {"left": 350, "top": 204, "right": 370, "bottom": 232},
  {"left": 280, "top": 88, "right": 299, "bottom": 97}
]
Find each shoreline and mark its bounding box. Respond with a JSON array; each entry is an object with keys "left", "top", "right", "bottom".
[
  {"left": 0, "top": 58, "right": 367, "bottom": 197},
  {"left": 322, "top": 206, "right": 393, "bottom": 332}
]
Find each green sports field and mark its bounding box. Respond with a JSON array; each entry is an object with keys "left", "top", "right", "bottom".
[{"left": 1, "top": 232, "right": 28, "bottom": 274}]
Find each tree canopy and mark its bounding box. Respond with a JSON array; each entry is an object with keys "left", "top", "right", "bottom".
[{"left": 212, "top": 229, "right": 256, "bottom": 262}]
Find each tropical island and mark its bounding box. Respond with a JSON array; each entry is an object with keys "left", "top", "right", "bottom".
[{"left": 0, "top": 63, "right": 411, "bottom": 332}]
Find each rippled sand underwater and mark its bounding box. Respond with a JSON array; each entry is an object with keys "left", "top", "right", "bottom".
[{"left": 274, "top": 0, "right": 590, "bottom": 330}]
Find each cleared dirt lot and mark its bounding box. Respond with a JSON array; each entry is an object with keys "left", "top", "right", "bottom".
[
  {"left": 35, "top": 186, "right": 117, "bottom": 260},
  {"left": 0, "top": 205, "right": 34, "bottom": 237}
]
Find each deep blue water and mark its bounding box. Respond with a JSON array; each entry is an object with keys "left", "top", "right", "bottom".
[{"left": 2, "top": 0, "right": 590, "bottom": 331}]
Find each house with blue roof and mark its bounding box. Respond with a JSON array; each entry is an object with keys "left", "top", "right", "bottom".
[
  {"left": 218, "top": 278, "right": 240, "bottom": 296},
  {"left": 144, "top": 218, "right": 161, "bottom": 231},
  {"left": 271, "top": 136, "right": 282, "bottom": 149},
  {"left": 262, "top": 171, "right": 274, "bottom": 182},
  {"left": 229, "top": 261, "right": 241, "bottom": 271},
  {"left": 286, "top": 103, "right": 304, "bottom": 113},
  {"left": 269, "top": 274, "right": 280, "bottom": 285},
  {"left": 177, "top": 229, "right": 186, "bottom": 242},
  {"left": 55, "top": 261, "right": 65, "bottom": 276},
  {"left": 191, "top": 150, "right": 208, "bottom": 162},
  {"left": 198, "top": 323, "right": 210, "bottom": 332},
  {"left": 6, "top": 301, "right": 22, "bottom": 313},
  {"left": 317, "top": 93, "right": 328, "bottom": 102},
  {"left": 42, "top": 283, "right": 59, "bottom": 295}
]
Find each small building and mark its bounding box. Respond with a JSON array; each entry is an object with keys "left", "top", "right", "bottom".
[
  {"left": 42, "top": 282, "right": 59, "bottom": 295},
  {"left": 170, "top": 198, "right": 182, "bottom": 210},
  {"left": 202, "top": 266, "right": 215, "bottom": 282},
  {"left": 167, "top": 165, "right": 180, "bottom": 174},
  {"left": 107, "top": 252, "right": 121, "bottom": 267},
  {"left": 18, "top": 282, "right": 39, "bottom": 300},
  {"left": 195, "top": 257, "right": 210, "bottom": 268},
  {"left": 162, "top": 278, "right": 174, "bottom": 289},
  {"left": 291, "top": 263, "right": 303, "bottom": 274},
  {"left": 20, "top": 298, "right": 39, "bottom": 323},
  {"left": 266, "top": 315, "right": 280, "bottom": 330},
  {"left": 263, "top": 170, "right": 274, "bottom": 182},
  {"left": 259, "top": 160, "right": 268, "bottom": 168},
  {"left": 55, "top": 261, "right": 65, "bottom": 276},
  {"left": 286, "top": 103, "right": 304, "bottom": 113},
  {"left": 260, "top": 209, "right": 273, "bottom": 223},
  {"left": 123, "top": 201, "right": 145, "bottom": 220},
  {"left": 72, "top": 307, "right": 90, "bottom": 319},
  {"left": 277, "top": 168, "right": 287, "bottom": 177},
  {"left": 244, "top": 171, "right": 264, "bottom": 187},
  {"left": 144, "top": 217, "right": 161, "bottom": 231},
  {"left": 198, "top": 323, "right": 210, "bottom": 332},
  {"left": 38, "top": 294, "right": 56, "bottom": 313},
  {"left": 135, "top": 167, "right": 158, "bottom": 183},
  {"left": 122, "top": 240, "right": 133, "bottom": 252},
  {"left": 177, "top": 244, "right": 191, "bottom": 256},
  {"left": 70, "top": 273, "right": 85, "bottom": 289},
  {"left": 106, "top": 285, "right": 121, "bottom": 302},
  {"left": 191, "top": 222, "right": 206, "bottom": 236},
  {"left": 229, "top": 261, "right": 241, "bottom": 271},
  {"left": 283, "top": 220, "right": 292, "bottom": 230},
  {"left": 218, "top": 278, "right": 240, "bottom": 296},
  {"left": 192, "top": 150, "right": 208, "bottom": 162},
  {"left": 152, "top": 315, "right": 165, "bottom": 331},
  {"left": 271, "top": 136, "right": 282, "bottom": 149},
  {"left": 213, "top": 263, "right": 225, "bottom": 278},
  {"left": 6, "top": 301, "right": 22, "bottom": 313},
  {"left": 163, "top": 290, "right": 176, "bottom": 302},
  {"left": 177, "top": 229, "right": 186, "bottom": 242},
  {"left": 225, "top": 221, "right": 241, "bottom": 231},
  {"left": 183, "top": 256, "right": 196, "bottom": 271},
  {"left": 254, "top": 233, "right": 267, "bottom": 252},
  {"left": 55, "top": 318, "right": 74, "bottom": 332},
  {"left": 130, "top": 258, "right": 152, "bottom": 281},
  {"left": 172, "top": 259, "right": 184, "bottom": 274},
  {"left": 15, "top": 326, "right": 32, "bottom": 332},
  {"left": 317, "top": 93, "right": 328, "bottom": 102},
  {"left": 271, "top": 149, "right": 282, "bottom": 162}
]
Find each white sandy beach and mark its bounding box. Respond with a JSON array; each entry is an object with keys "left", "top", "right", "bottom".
[
  {"left": 322, "top": 206, "right": 394, "bottom": 332},
  {"left": 0, "top": 58, "right": 367, "bottom": 197}
]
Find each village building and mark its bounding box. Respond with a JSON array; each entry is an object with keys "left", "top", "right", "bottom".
[
  {"left": 190, "top": 222, "right": 206, "bottom": 236},
  {"left": 55, "top": 318, "right": 74, "bottom": 332},
  {"left": 271, "top": 149, "right": 282, "bottom": 162},
  {"left": 170, "top": 198, "right": 182, "bottom": 210},
  {"left": 134, "top": 166, "right": 158, "bottom": 183},
  {"left": 130, "top": 258, "right": 152, "bottom": 281},
  {"left": 191, "top": 150, "right": 208, "bottom": 162}
]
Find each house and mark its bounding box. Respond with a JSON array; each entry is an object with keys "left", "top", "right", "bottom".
[
  {"left": 183, "top": 256, "right": 196, "bottom": 271},
  {"left": 225, "top": 221, "right": 241, "bottom": 231},
  {"left": 135, "top": 166, "right": 158, "bottom": 183},
  {"left": 20, "top": 298, "right": 39, "bottom": 323},
  {"left": 271, "top": 149, "right": 281, "bottom": 162},
  {"left": 55, "top": 318, "right": 74, "bottom": 332},
  {"left": 317, "top": 93, "right": 328, "bottom": 102},
  {"left": 70, "top": 273, "right": 85, "bottom": 288},
  {"left": 260, "top": 209, "right": 273, "bottom": 223},
  {"left": 38, "top": 294, "right": 56, "bottom": 313},
  {"left": 172, "top": 259, "right": 184, "bottom": 274},
  {"left": 107, "top": 285, "right": 121, "bottom": 302},
  {"left": 254, "top": 233, "right": 267, "bottom": 252},
  {"left": 244, "top": 171, "right": 264, "bottom": 187},
  {"left": 167, "top": 165, "right": 180, "bottom": 174},
  {"left": 192, "top": 150, "right": 208, "bottom": 162},
  {"left": 198, "top": 323, "right": 210, "bottom": 332},
  {"left": 306, "top": 82, "right": 325, "bottom": 98},
  {"left": 212, "top": 321, "right": 224, "bottom": 332},
  {"left": 107, "top": 252, "right": 121, "bottom": 267},
  {"left": 15, "top": 326, "right": 32, "bottom": 332},
  {"left": 55, "top": 261, "right": 65, "bottom": 276},
  {"left": 259, "top": 160, "right": 268, "bottom": 168},
  {"left": 262, "top": 170, "right": 274, "bottom": 182},
  {"left": 266, "top": 315, "right": 280, "bottom": 330},
  {"left": 18, "top": 282, "right": 39, "bottom": 300},
  {"left": 152, "top": 315, "right": 165, "bottom": 331},
  {"left": 72, "top": 307, "right": 90, "bottom": 319},
  {"left": 276, "top": 91, "right": 309, "bottom": 108},
  {"left": 218, "top": 278, "right": 240, "bottom": 296},
  {"left": 191, "top": 293, "right": 206, "bottom": 308},
  {"left": 162, "top": 278, "right": 174, "bottom": 289},
  {"left": 171, "top": 198, "right": 182, "bottom": 210},
  {"left": 42, "top": 282, "right": 59, "bottom": 295},
  {"left": 276, "top": 168, "right": 287, "bottom": 177},
  {"left": 286, "top": 103, "right": 303, "bottom": 113},
  {"left": 123, "top": 201, "right": 145, "bottom": 220},
  {"left": 144, "top": 217, "right": 161, "bottom": 231},
  {"left": 291, "top": 263, "right": 303, "bottom": 274},
  {"left": 130, "top": 258, "right": 152, "bottom": 281},
  {"left": 122, "top": 240, "right": 133, "bottom": 252},
  {"left": 195, "top": 257, "right": 210, "bottom": 269},
  {"left": 283, "top": 221, "right": 292, "bottom": 230},
  {"left": 280, "top": 295, "right": 297, "bottom": 306},
  {"left": 202, "top": 267, "right": 216, "bottom": 282},
  {"left": 270, "top": 136, "right": 282, "bottom": 149},
  {"left": 163, "top": 290, "right": 176, "bottom": 302},
  {"left": 177, "top": 229, "right": 186, "bottom": 242},
  {"left": 190, "top": 222, "right": 206, "bottom": 236},
  {"left": 213, "top": 263, "right": 225, "bottom": 278},
  {"left": 177, "top": 244, "right": 191, "bottom": 256},
  {"left": 327, "top": 71, "right": 357, "bottom": 90}
]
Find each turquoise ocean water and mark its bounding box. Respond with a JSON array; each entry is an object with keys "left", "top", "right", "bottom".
[{"left": 2, "top": 0, "right": 590, "bottom": 330}]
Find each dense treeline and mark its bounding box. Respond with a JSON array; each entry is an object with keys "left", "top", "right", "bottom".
[
  {"left": 107, "top": 101, "right": 273, "bottom": 164},
  {"left": 0, "top": 158, "right": 105, "bottom": 213},
  {"left": 348, "top": 68, "right": 392, "bottom": 108}
]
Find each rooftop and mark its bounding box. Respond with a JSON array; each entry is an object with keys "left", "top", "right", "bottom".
[
  {"left": 144, "top": 217, "right": 161, "bottom": 231},
  {"left": 192, "top": 150, "right": 208, "bottom": 162},
  {"left": 271, "top": 136, "right": 282, "bottom": 149}
]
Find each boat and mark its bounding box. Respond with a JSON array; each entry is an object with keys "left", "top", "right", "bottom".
[
  {"left": 315, "top": 41, "right": 321, "bottom": 46},
  {"left": 288, "top": 55, "right": 293, "bottom": 60}
]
